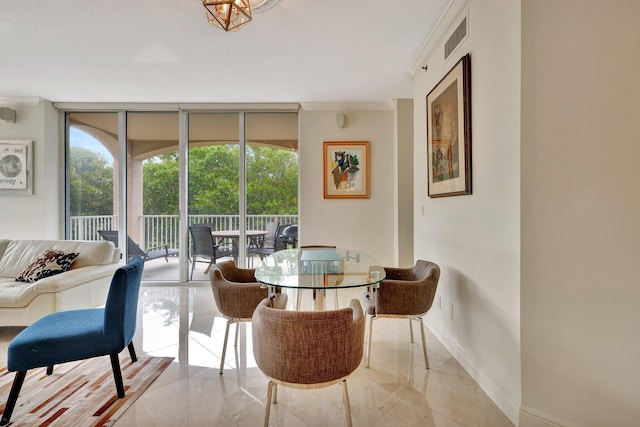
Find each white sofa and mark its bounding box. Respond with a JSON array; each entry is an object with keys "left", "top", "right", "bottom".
[{"left": 0, "top": 239, "right": 121, "bottom": 326}]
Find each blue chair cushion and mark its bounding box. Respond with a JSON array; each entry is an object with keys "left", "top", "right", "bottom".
[{"left": 8, "top": 308, "right": 122, "bottom": 372}]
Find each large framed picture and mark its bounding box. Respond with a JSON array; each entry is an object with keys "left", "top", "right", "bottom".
[
  {"left": 323, "top": 141, "right": 370, "bottom": 199},
  {"left": 0, "top": 140, "right": 33, "bottom": 195},
  {"left": 426, "top": 53, "right": 471, "bottom": 197}
]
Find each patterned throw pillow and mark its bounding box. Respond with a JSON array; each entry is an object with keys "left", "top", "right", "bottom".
[{"left": 15, "top": 249, "right": 80, "bottom": 283}]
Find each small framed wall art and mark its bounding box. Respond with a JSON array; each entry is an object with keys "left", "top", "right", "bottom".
[
  {"left": 426, "top": 53, "right": 471, "bottom": 197},
  {"left": 323, "top": 141, "right": 370, "bottom": 199},
  {"left": 0, "top": 140, "right": 33, "bottom": 195}
]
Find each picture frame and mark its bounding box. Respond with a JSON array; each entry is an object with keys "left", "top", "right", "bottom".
[
  {"left": 426, "top": 53, "right": 471, "bottom": 197},
  {"left": 0, "top": 140, "right": 33, "bottom": 195},
  {"left": 323, "top": 141, "right": 370, "bottom": 199}
]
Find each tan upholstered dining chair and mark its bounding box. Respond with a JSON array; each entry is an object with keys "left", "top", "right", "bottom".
[
  {"left": 252, "top": 298, "right": 365, "bottom": 427},
  {"left": 209, "top": 260, "right": 287, "bottom": 375},
  {"left": 363, "top": 259, "right": 440, "bottom": 369}
]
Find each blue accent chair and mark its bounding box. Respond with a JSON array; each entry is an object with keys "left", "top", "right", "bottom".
[{"left": 0, "top": 256, "right": 144, "bottom": 426}]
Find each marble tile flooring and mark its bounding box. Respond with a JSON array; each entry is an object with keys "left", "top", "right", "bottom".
[{"left": 0, "top": 285, "right": 513, "bottom": 427}]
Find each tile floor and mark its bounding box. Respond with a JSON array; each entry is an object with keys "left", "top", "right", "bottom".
[{"left": 0, "top": 284, "right": 514, "bottom": 427}]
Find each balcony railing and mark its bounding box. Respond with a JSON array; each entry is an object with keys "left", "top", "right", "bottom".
[{"left": 70, "top": 214, "right": 298, "bottom": 249}]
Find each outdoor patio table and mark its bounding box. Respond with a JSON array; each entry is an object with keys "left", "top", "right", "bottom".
[{"left": 211, "top": 229, "right": 268, "bottom": 262}]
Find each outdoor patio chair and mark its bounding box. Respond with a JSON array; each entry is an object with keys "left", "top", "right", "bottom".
[
  {"left": 248, "top": 222, "right": 283, "bottom": 263},
  {"left": 189, "top": 224, "right": 234, "bottom": 279},
  {"left": 98, "top": 230, "right": 179, "bottom": 262},
  {"left": 274, "top": 223, "right": 298, "bottom": 251}
]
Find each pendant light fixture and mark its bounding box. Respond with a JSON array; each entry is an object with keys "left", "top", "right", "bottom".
[
  {"left": 203, "top": 0, "right": 252, "bottom": 32},
  {"left": 203, "top": 0, "right": 279, "bottom": 31}
]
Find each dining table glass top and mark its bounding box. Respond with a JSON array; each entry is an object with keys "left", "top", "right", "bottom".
[{"left": 254, "top": 248, "right": 385, "bottom": 289}]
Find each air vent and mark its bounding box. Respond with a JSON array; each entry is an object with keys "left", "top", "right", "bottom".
[{"left": 444, "top": 17, "right": 467, "bottom": 60}]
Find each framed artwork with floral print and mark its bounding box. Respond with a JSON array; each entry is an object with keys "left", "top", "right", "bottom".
[{"left": 323, "top": 141, "right": 370, "bottom": 199}]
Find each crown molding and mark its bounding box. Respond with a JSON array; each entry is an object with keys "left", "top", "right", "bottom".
[
  {"left": 300, "top": 101, "right": 394, "bottom": 112},
  {"left": 408, "top": 0, "right": 471, "bottom": 75}
]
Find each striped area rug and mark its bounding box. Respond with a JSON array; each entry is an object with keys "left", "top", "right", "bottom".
[{"left": 0, "top": 355, "right": 173, "bottom": 426}]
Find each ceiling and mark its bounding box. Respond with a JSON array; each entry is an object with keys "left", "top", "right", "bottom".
[{"left": 0, "top": 0, "right": 449, "bottom": 105}]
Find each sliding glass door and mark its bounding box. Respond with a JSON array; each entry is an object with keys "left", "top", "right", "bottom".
[
  {"left": 67, "top": 112, "right": 118, "bottom": 241},
  {"left": 126, "top": 112, "right": 180, "bottom": 281},
  {"left": 66, "top": 108, "right": 298, "bottom": 282},
  {"left": 244, "top": 113, "right": 298, "bottom": 267},
  {"left": 187, "top": 112, "right": 298, "bottom": 275},
  {"left": 187, "top": 113, "right": 240, "bottom": 280}
]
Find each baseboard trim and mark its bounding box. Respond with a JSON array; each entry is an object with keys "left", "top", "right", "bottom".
[
  {"left": 428, "top": 323, "right": 521, "bottom": 426},
  {"left": 519, "top": 405, "right": 580, "bottom": 427}
]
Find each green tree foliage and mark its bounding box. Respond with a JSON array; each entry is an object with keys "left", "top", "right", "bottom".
[
  {"left": 186, "top": 145, "right": 240, "bottom": 215},
  {"left": 143, "top": 152, "right": 180, "bottom": 215},
  {"left": 144, "top": 145, "right": 298, "bottom": 215},
  {"left": 69, "top": 147, "right": 113, "bottom": 216},
  {"left": 70, "top": 144, "right": 298, "bottom": 216},
  {"left": 247, "top": 146, "right": 298, "bottom": 215}
]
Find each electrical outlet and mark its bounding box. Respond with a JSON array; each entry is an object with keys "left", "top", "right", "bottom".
[
  {"left": 450, "top": 303, "right": 454, "bottom": 320},
  {"left": 437, "top": 295, "right": 442, "bottom": 309}
]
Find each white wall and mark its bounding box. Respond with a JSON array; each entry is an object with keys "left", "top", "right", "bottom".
[
  {"left": 412, "top": 0, "right": 521, "bottom": 423},
  {"left": 521, "top": 1, "right": 640, "bottom": 426},
  {"left": 394, "top": 99, "right": 415, "bottom": 267},
  {"left": 0, "top": 101, "right": 61, "bottom": 239},
  {"left": 1, "top": 103, "right": 399, "bottom": 267},
  {"left": 299, "top": 108, "right": 396, "bottom": 266}
]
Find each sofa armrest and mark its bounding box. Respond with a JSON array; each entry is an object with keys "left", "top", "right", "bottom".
[{"left": 112, "top": 248, "right": 122, "bottom": 263}]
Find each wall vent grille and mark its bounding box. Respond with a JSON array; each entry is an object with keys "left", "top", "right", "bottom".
[{"left": 444, "top": 17, "right": 467, "bottom": 60}]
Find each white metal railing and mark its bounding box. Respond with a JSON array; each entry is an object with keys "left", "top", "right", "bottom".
[
  {"left": 70, "top": 214, "right": 298, "bottom": 249},
  {"left": 70, "top": 215, "right": 117, "bottom": 241}
]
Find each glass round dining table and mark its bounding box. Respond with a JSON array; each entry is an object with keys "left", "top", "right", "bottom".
[{"left": 254, "top": 247, "right": 385, "bottom": 310}]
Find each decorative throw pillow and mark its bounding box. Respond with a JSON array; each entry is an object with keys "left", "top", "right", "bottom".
[{"left": 15, "top": 249, "right": 79, "bottom": 283}]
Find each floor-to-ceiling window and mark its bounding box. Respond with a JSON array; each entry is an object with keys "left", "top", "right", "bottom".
[
  {"left": 67, "top": 112, "right": 118, "bottom": 241},
  {"left": 244, "top": 112, "right": 299, "bottom": 262},
  {"left": 187, "top": 113, "right": 240, "bottom": 279},
  {"left": 127, "top": 112, "right": 180, "bottom": 281},
  {"left": 65, "top": 107, "right": 298, "bottom": 283}
]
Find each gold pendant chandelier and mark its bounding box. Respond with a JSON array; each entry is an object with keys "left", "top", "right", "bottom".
[
  {"left": 203, "top": 0, "right": 279, "bottom": 32},
  {"left": 203, "top": 0, "right": 252, "bottom": 32}
]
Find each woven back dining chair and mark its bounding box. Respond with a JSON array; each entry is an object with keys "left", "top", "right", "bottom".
[
  {"left": 363, "top": 259, "right": 440, "bottom": 369},
  {"left": 252, "top": 297, "right": 365, "bottom": 427},
  {"left": 209, "top": 260, "right": 287, "bottom": 375}
]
